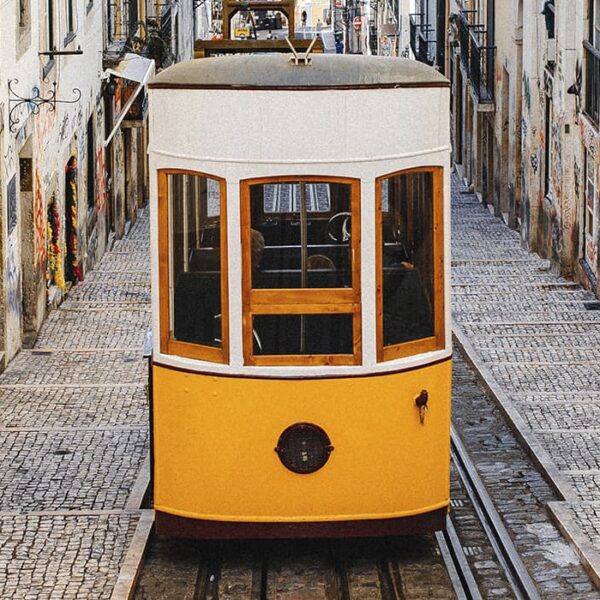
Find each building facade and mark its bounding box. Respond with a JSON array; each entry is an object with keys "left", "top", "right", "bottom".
[
  {"left": 0, "top": 0, "right": 195, "bottom": 365},
  {"left": 409, "top": 0, "right": 446, "bottom": 67},
  {"left": 430, "top": 0, "right": 600, "bottom": 298}
]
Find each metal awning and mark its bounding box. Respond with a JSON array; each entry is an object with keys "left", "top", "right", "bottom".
[{"left": 104, "top": 54, "right": 155, "bottom": 146}]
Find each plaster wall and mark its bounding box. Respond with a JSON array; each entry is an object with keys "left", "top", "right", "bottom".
[
  {"left": 0, "top": 0, "right": 107, "bottom": 361},
  {"left": 520, "top": 0, "right": 597, "bottom": 287}
]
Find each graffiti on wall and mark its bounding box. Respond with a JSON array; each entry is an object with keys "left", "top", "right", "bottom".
[
  {"left": 47, "top": 194, "right": 65, "bottom": 289},
  {"left": 551, "top": 119, "right": 563, "bottom": 204},
  {"left": 65, "top": 157, "right": 82, "bottom": 283},
  {"left": 7, "top": 176, "right": 17, "bottom": 235},
  {"left": 3, "top": 144, "right": 15, "bottom": 179},
  {"left": 530, "top": 153, "right": 539, "bottom": 174},
  {"left": 34, "top": 171, "right": 47, "bottom": 271},
  {"left": 6, "top": 238, "right": 21, "bottom": 319},
  {"left": 580, "top": 117, "right": 600, "bottom": 158},
  {"left": 95, "top": 147, "right": 106, "bottom": 211},
  {"left": 523, "top": 73, "right": 532, "bottom": 114}
]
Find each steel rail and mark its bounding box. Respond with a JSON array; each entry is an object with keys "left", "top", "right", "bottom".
[
  {"left": 435, "top": 518, "right": 480, "bottom": 600},
  {"left": 450, "top": 425, "right": 542, "bottom": 600}
]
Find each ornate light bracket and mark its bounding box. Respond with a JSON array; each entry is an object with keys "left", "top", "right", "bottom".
[{"left": 7, "top": 79, "right": 82, "bottom": 134}]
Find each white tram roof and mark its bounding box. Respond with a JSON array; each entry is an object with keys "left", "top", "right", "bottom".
[{"left": 148, "top": 54, "right": 449, "bottom": 90}]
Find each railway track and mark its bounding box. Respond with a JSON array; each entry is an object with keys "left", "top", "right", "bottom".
[
  {"left": 136, "top": 534, "right": 455, "bottom": 599},
  {"left": 135, "top": 432, "right": 542, "bottom": 600},
  {"left": 438, "top": 427, "right": 541, "bottom": 600}
]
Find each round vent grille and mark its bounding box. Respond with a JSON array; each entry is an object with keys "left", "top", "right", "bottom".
[{"left": 275, "top": 423, "right": 333, "bottom": 474}]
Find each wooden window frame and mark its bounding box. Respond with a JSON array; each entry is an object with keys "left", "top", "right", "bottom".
[
  {"left": 375, "top": 166, "right": 445, "bottom": 362},
  {"left": 584, "top": 148, "right": 598, "bottom": 269},
  {"left": 158, "top": 169, "right": 229, "bottom": 364},
  {"left": 240, "top": 176, "right": 362, "bottom": 367}
]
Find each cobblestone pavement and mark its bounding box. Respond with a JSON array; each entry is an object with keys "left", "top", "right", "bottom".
[
  {"left": 451, "top": 174, "right": 600, "bottom": 586},
  {"left": 0, "top": 213, "right": 151, "bottom": 599},
  {"left": 451, "top": 352, "right": 599, "bottom": 598}
]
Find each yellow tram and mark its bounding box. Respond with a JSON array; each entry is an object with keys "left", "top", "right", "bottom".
[{"left": 147, "top": 54, "right": 451, "bottom": 538}]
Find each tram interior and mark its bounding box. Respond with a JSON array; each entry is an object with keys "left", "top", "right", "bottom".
[
  {"left": 167, "top": 172, "right": 435, "bottom": 357},
  {"left": 381, "top": 171, "right": 435, "bottom": 347},
  {"left": 249, "top": 181, "right": 354, "bottom": 355},
  {"left": 169, "top": 174, "right": 224, "bottom": 349}
]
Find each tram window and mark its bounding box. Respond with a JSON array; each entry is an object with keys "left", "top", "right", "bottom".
[
  {"left": 377, "top": 169, "right": 444, "bottom": 360},
  {"left": 162, "top": 171, "right": 227, "bottom": 360},
  {"left": 249, "top": 182, "right": 353, "bottom": 289},
  {"left": 252, "top": 314, "right": 353, "bottom": 355},
  {"left": 241, "top": 177, "right": 361, "bottom": 366}
]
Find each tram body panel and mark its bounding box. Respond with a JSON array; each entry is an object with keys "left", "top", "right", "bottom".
[
  {"left": 149, "top": 87, "right": 449, "bottom": 167},
  {"left": 152, "top": 360, "right": 451, "bottom": 522}
]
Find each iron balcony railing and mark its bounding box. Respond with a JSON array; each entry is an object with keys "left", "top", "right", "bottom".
[
  {"left": 584, "top": 40, "right": 600, "bottom": 126},
  {"left": 107, "top": 0, "right": 140, "bottom": 45},
  {"left": 456, "top": 10, "right": 495, "bottom": 103},
  {"left": 409, "top": 12, "right": 435, "bottom": 66}
]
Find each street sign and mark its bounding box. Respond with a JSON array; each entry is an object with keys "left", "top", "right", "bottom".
[{"left": 353, "top": 16, "right": 362, "bottom": 30}]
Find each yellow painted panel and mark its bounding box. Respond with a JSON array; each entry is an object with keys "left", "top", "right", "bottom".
[{"left": 153, "top": 361, "right": 451, "bottom": 522}]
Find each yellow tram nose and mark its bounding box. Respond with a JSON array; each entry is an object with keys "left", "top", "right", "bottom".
[{"left": 152, "top": 359, "right": 451, "bottom": 537}]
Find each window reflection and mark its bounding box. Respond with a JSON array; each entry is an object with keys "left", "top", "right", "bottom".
[
  {"left": 169, "top": 173, "right": 223, "bottom": 348},
  {"left": 381, "top": 171, "right": 435, "bottom": 346},
  {"left": 250, "top": 182, "right": 352, "bottom": 289},
  {"left": 253, "top": 314, "right": 353, "bottom": 355}
]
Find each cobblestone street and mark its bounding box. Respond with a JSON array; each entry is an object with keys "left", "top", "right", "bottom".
[
  {"left": 0, "top": 213, "right": 151, "bottom": 599},
  {"left": 452, "top": 173, "right": 600, "bottom": 586},
  {"left": 6, "top": 177, "right": 600, "bottom": 597}
]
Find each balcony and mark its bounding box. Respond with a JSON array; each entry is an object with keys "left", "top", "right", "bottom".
[
  {"left": 106, "top": 0, "right": 140, "bottom": 51},
  {"left": 584, "top": 40, "right": 600, "bottom": 127},
  {"left": 455, "top": 10, "right": 495, "bottom": 103},
  {"left": 409, "top": 12, "right": 435, "bottom": 66}
]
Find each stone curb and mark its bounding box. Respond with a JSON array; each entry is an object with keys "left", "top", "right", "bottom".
[
  {"left": 547, "top": 502, "right": 600, "bottom": 590},
  {"left": 126, "top": 455, "right": 151, "bottom": 510},
  {"left": 110, "top": 510, "right": 154, "bottom": 600},
  {"left": 110, "top": 455, "right": 153, "bottom": 599},
  {"left": 452, "top": 323, "right": 576, "bottom": 502},
  {"left": 452, "top": 324, "right": 600, "bottom": 587}
]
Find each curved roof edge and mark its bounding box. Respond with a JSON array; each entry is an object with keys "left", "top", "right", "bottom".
[{"left": 149, "top": 54, "right": 449, "bottom": 90}]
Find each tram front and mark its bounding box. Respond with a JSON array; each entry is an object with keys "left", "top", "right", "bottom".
[{"left": 148, "top": 54, "right": 451, "bottom": 538}]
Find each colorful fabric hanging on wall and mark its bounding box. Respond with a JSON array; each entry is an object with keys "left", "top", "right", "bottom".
[{"left": 47, "top": 195, "right": 65, "bottom": 289}]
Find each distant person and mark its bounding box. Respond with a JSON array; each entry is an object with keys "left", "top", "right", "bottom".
[
  {"left": 316, "top": 19, "right": 322, "bottom": 32},
  {"left": 266, "top": 29, "right": 273, "bottom": 39},
  {"left": 301, "top": 10, "right": 307, "bottom": 28},
  {"left": 335, "top": 39, "right": 343, "bottom": 54}
]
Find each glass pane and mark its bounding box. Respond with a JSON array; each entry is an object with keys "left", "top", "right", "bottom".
[
  {"left": 169, "top": 173, "right": 223, "bottom": 347},
  {"left": 252, "top": 314, "right": 353, "bottom": 355},
  {"left": 250, "top": 182, "right": 352, "bottom": 289},
  {"left": 381, "top": 171, "right": 435, "bottom": 346}
]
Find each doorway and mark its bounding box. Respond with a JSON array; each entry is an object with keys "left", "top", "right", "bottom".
[
  {"left": 65, "top": 155, "right": 81, "bottom": 284},
  {"left": 19, "top": 138, "right": 36, "bottom": 339}
]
